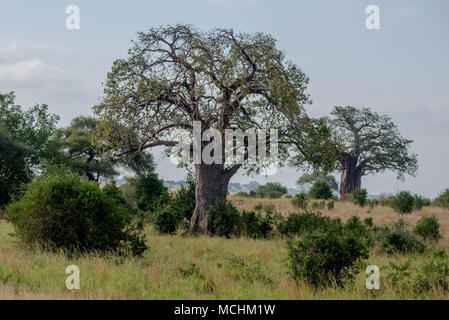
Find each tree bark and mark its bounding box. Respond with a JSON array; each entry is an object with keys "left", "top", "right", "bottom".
[
  {"left": 339, "top": 154, "right": 363, "bottom": 197},
  {"left": 190, "top": 163, "right": 231, "bottom": 234}
]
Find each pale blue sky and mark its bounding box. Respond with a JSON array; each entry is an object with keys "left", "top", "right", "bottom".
[{"left": 1, "top": 0, "right": 448, "bottom": 197}]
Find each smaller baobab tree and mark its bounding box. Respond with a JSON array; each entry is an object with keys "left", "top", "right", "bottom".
[{"left": 329, "top": 106, "right": 418, "bottom": 197}]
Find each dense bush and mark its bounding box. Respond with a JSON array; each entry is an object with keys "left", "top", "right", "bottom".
[
  {"left": 376, "top": 219, "right": 425, "bottom": 254},
  {"left": 414, "top": 250, "right": 449, "bottom": 292},
  {"left": 308, "top": 180, "right": 333, "bottom": 200},
  {"left": 414, "top": 215, "right": 441, "bottom": 241},
  {"left": 209, "top": 201, "right": 241, "bottom": 238},
  {"left": 287, "top": 230, "right": 369, "bottom": 287},
  {"left": 102, "top": 180, "right": 130, "bottom": 209},
  {"left": 240, "top": 209, "right": 274, "bottom": 239},
  {"left": 170, "top": 172, "right": 196, "bottom": 221},
  {"left": 352, "top": 188, "right": 367, "bottom": 207},
  {"left": 132, "top": 171, "right": 170, "bottom": 212},
  {"left": 278, "top": 211, "right": 338, "bottom": 237},
  {"left": 327, "top": 200, "right": 335, "bottom": 210},
  {"left": 291, "top": 192, "right": 307, "bottom": 209},
  {"left": 393, "top": 191, "right": 415, "bottom": 214},
  {"left": 5, "top": 173, "right": 147, "bottom": 256},
  {"left": 153, "top": 206, "right": 181, "bottom": 234},
  {"left": 413, "top": 194, "right": 429, "bottom": 211},
  {"left": 254, "top": 182, "right": 288, "bottom": 198},
  {"left": 436, "top": 189, "right": 449, "bottom": 209}
]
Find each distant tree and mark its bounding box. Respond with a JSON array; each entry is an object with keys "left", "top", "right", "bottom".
[
  {"left": 296, "top": 172, "right": 338, "bottom": 191},
  {"left": 0, "top": 92, "right": 59, "bottom": 205},
  {"left": 329, "top": 106, "right": 418, "bottom": 197},
  {"left": 94, "top": 25, "right": 336, "bottom": 234},
  {"left": 0, "top": 92, "right": 59, "bottom": 171},
  {"left": 308, "top": 180, "right": 333, "bottom": 200},
  {"left": 57, "top": 116, "right": 117, "bottom": 182},
  {"left": 255, "top": 182, "right": 288, "bottom": 198}
]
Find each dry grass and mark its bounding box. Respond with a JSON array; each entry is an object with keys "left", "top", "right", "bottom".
[{"left": 1, "top": 199, "right": 449, "bottom": 300}]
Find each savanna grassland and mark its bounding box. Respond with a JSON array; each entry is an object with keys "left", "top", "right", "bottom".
[{"left": 1, "top": 198, "right": 449, "bottom": 300}]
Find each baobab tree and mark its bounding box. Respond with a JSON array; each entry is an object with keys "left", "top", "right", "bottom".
[
  {"left": 94, "top": 25, "right": 336, "bottom": 234},
  {"left": 329, "top": 106, "right": 418, "bottom": 197}
]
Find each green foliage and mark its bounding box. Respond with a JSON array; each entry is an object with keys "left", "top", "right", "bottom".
[
  {"left": 56, "top": 116, "right": 117, "bottom": 181},
  {"left": 376, "top": 219, "right": 426, "bottom": 254},
  {"left": 352, "top": 188, "right": 368, "bottom": 207},
  {"left": 102, "top": 180, "right": 129, "bottom": 209},
  {"left": 154, "top": 206, "right": 181, "bottom": 234},
  {"left": 5, "top": 173, "right": 147, "bottom": 256},
  {"left": 287, "top": 230, "right": 369, "bottom": 287},
  {"left": 414, "top": 215, "right": 441, "bottom": 241},
  {"left": 169, "top": 172, "right": 196, "bottom": 221},
  {"left": 278, "top": 211, "right": 340, "bottom": 237},
  {"left": 254, "top": 182, "right": 288, "bottom": 199},
  {"left": 291, "top": 192, "right": 307, "bottom": 209},
  {"left": 414, "top": 250, "right": 449, "bottom": 292},
  {"left": 413, "top": 194, "right": 429, "bottom": 211},
  {"left": 393, "top": 191, "right": 415, "bottom": 214},
  {"left": 435, "top": 189, "right": 449, "bottom": 209},
  {"left": 308, "top": 180, "right": 333, "bottom": 200},
  {"left": 131, "top": 170, "right": 169, "bottom": 213},
  {"left": 240, "top": 208, "right": 274, "bottom": 239},
  {"left": 296, "top": 173, "right": 338, "bottom": 191},
  {"left": 327, "top": 200, "right": 335, "bottom": 210},
  {"left": 209, "top": 201, "right": 240, "bottom": 238},
  {"left": 0, "top": 92, "right": 59, "bottom": 206}
]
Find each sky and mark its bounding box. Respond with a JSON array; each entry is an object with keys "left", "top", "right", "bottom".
[{"left": 0, "top": 0, "right": 448, "bottom": 197}]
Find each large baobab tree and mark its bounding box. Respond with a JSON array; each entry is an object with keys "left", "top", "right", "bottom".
[
  {"left": 329, "top": 106, "right": 418, "bottom": 197},
  {"left": 94, "top": 25, "right": 336, "bottom": 234}
]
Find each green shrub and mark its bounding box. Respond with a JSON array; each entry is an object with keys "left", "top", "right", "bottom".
[
  {"left": 364, "top": 217, "right": 373, "bottom": 227},
  {"left": 352, "top": 188, "right": 367, "bottom": 207},
  {"left": 278, "top": 211, "right": 338, "bottom": 237},
  {"left": 154, "top": 206, "right": 181, "bottom": 234},
  {"left": 308, "top": 180, "right": 333, "bottom": 200},
  {"left": 291, "top": 192, "right": 307, "bottom": 209},
  {"left": 393, "top": 191, "right": 414, "bottom": 214},
  {"left": 132, "top": 171, "right": 169, "bottom": 212},
  {"left": 414, "top": 215, "right": 441, "bottom": 241},
  {"left": 327, "top": 200, "right": 335, "bottom": 210},
  {"left": 240, "top": 209, "right": 273, "bottom": 239},
  {"left": 209, "top": 201, "right": 240, "bottom": 238},
  {"left": 376, "top": 219, "right": 426, "bottom": 254},
  {"left": 414, "top": 250, "right": 449, "bottom": 292},
  {"left": 102, "top": 180, "right": 130, "bottom": 209},
  {"left": 253, "top": 182, "right": 288, "bottom": 198},
  {"left": 170, "top": 172, "right": 196, "bottom": 221},
  {"left": 413, "top": 194, "right": 429, "bottom": 211},
  {"left": 436, "top": 189, "right": 449, "bottom": 208},
  {"left": 287, "top": 231, "right": 369, "bottom": 287},
  {"left": 5, "top": 173, "right": 147, "bottom": 256}
]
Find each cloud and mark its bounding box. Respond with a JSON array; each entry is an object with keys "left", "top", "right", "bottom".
[{"left": 0, "top": 39, "right": 76, "bottom": 64}]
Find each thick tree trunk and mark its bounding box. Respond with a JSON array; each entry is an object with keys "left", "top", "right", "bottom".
[
  {"left": 190, "top": 163, "right": 230, "bottom": 234},
  {"left": 339, "top": 155, "right": 363, "bottom": 197}
]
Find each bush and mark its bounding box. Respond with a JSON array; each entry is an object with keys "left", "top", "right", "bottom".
[
  {"left": 209, "top": 201, "right": 240, "bottom": 238},
  {"left": 154, "top": 206, "right": 181, "bottom": 234},
  {"left": 132, "top": 171, "right": 169, "bottom": 212},
  {"left": 5, "top": 173, "right": 147, "bottom": 256},
  {"left": 393, "top": 191, "right": 414, "bottom": 214},
  {"left": 287, "top": 231, "right": 369, "bottom": 287},
  {"left": 414, "top": 250, "right": 449, "bottom": 292},
  {"left": 102, "top": 180, "right": 130, "bottom": 209},
  {"left": 170, "top": 172, "right": 196, "bottom": 221},
  {"left": 376, "top": 219, "right": 426, "bottom": 254},
  {"left": 327, "top": 200, "right": 335, "bottom": 210},
  {"left": 240, "top": 209, "right": 273, "bottom": 239},
  {"left": 436, "top": 189, "right": 449, "bottom": 209},
  {"left": 414, "top": 215, "right": 441, "bottom": 241},
  {"left": 291, "top": 192, "right": 308, "bottom": 209},
  {"left": 308, "top": 180, "right": 333, "bottom": 200},
  {"left": 352, "top": 188, "right": 367, "bottom": 207},
  {"left": 413, "top": 194, "right": 429, "bottom": 211},
  {"left": 254, "top": 182, "right": 288, "bottom": 198},
  {"left": 278, "top": 211, "right": 338, "bottom": 237}
]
